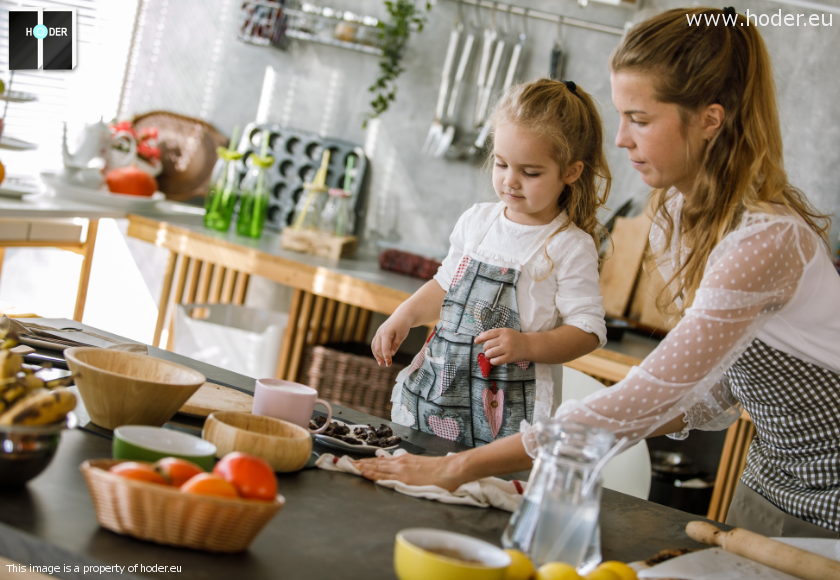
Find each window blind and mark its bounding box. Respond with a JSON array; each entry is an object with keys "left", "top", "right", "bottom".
[{"left": 0, "top": 0, "right": 138, "bottom": 176}]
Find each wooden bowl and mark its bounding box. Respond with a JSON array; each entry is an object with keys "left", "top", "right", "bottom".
[
  {"left": 203, "top": 412, "right": 312, "bottom": 473},
  {"left": 66, "top": 347, "right": 205, "bottom": 430}
]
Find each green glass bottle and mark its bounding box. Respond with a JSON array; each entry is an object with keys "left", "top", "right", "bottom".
[
  {"left": 236, "top": 130, "right": 273, "bottom": 239},
  {"left": 204, "top": 125, "right": 242, "bottom": 232}
]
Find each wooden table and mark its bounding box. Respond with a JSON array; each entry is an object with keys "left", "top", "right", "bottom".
[
  {"left": 126, "top": 213, "right": 647, "bottom": 385},
  {"left": 0, "top": 196, "right": 125, "bottom": 321},
  {"left": 0, "top": 319, "right": 721, "bottom": 580}
]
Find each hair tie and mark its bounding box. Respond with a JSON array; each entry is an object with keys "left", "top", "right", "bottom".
[
  {"left": 723, "top": 7, "right": 736, "bottom": 17},
  {"left": 563, "top": 80, "right": 577, "bottom": 94}
]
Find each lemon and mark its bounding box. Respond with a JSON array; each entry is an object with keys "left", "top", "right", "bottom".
[
  {"left": 536, "top": 562, "right": 582, "bottom": 580},
  {"left": 504, "top": 549, "right": 536, "bottom": 580},
  {"left": 583, "top": 568, "right": 621, "bottom": 580},
  {"left": 594, "top": 561, "right": 637, "bottom": 580}
]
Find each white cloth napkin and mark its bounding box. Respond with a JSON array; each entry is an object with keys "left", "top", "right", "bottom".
[{"left": 315, "top": 449, "right": 525, "bottom": 512}]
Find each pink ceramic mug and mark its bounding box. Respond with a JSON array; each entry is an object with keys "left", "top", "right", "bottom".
[{"left": 252, "top": 379, "right": 333, "bottom": 434}]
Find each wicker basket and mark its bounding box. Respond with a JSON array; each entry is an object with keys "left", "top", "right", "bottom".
[
  {"left": 80, "top": 459, "right": 284, "bottom": 553},
  {"left": 299, "top": 344, "right": 407, "bottom": 419}
]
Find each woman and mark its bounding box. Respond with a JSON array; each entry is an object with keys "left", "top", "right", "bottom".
[{"left": 357, "top": 7, "right": 840, "bottom": 538}]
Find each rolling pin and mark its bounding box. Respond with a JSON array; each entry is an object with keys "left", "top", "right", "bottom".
[{"left": 686, "top": 521, "right": 840, "bottom": 580}]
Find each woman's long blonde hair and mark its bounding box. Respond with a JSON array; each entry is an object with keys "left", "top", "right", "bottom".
[
  {"left": 489, "top": 79, "right": 611, "bottom": 272},
  {"left": 611, "top": 7, "right": 830, "bottom": 313}
]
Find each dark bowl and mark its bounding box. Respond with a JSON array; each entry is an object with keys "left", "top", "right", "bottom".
[{"left": 0, "top": 414, "right": 74, "bottom": 486}]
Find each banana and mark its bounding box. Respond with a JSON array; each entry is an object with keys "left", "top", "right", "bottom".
[
  {"left": 0, "top": 350, "right": 22, "bottom": 381},
  {"left": 0, "top": 388, "right": 77, "bottom": 426},
  {"left": 0, "top": 381, "right": 28, "bottom": 414}
]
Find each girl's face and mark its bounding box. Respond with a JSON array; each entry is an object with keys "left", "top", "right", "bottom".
[
  {"left": 611, "top": 72, "right": 709, "bottom": 195},
  {"left": 492, "top": 123, "right": 574, "bottom": 226}
]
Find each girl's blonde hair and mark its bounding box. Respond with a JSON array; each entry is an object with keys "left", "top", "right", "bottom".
[
  {"left": 611, "top": 7, "right": 830, "bottom": 313},
  {"left": 488, "top": 79, "right": 611, "bottom": 272}
]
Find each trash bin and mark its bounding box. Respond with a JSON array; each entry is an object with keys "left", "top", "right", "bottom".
[{"left": 174, "top": 303, "right": 288, "bottom": 379}]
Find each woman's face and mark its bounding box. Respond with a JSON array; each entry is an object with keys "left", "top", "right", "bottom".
[{"left": 611, "top": 72, "right": 709, "bottom": 194}]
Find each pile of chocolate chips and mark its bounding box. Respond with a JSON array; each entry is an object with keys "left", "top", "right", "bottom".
[{"left": 310, "top": 416, "right": 401, "bottom": 448}]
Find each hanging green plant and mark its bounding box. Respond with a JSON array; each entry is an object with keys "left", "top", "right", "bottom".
[{"left": 363, "top": 0, "right": 432, "bottom": 128}]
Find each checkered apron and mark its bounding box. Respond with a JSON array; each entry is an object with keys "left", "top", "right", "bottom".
[
  {"left": 398, "top": 208, "right": 553, "bottom": 447},
  {"left": 724, "top": 338, "right": 840, "bottom": 532}
]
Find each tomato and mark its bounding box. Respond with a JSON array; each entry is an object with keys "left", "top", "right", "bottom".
[
  {"left": 109, "top": 461, "right": 167, "bottom": 485},
  {"left": 105, "top": 166, "right": 158, "bottom": 197},
  {"left": 213, "top": 452, "right": 277, "bottom": 501},
  {"left": 180, "top": 473, "right": 239, "bottom": 498},
  {"left": 154, "top": 457, "right": 205, "bottom": 487}
]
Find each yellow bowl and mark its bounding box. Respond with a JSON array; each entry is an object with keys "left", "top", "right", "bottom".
[{"left": 394, "top": 528, "right": 511, "bottom": 580}]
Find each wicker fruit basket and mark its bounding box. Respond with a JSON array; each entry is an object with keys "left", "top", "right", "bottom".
[{"left": 80, "top": 459, "right": 284, "bottom": 553}]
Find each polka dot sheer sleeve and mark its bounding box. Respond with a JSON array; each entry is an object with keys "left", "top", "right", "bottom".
[{"left": 528, "top": 200, "right": 821, "bottom": 453}]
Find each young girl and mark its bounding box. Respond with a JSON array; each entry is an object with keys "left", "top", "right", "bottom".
[
  {"left": 361, "top": 7, "right": 840, "bottom": 538},
  {"left": 371, "top": 79, "right": 610, "bottom": 447}
]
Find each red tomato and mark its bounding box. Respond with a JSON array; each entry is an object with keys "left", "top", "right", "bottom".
[
  {"left": 213, "top": 452, "right": 277, "bottom": 501},
  {"left": 154, "top": 457, "right": 205, "bottom": 487}
]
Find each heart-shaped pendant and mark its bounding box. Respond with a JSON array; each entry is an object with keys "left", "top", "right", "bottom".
[
  {"left": 482, "top": 383, "right": 504, "bottom": 439},
  {"left": 428, "top": 416, "right": 460, "bottom": 441},
  {"left": 477, "top": 352, "right": 493, "bottom": 378}
]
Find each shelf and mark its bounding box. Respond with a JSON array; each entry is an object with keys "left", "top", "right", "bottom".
[
  {"left": 0, "top": 90, "right": 37, "bottom": 103},
  {"left": 284, "top": 28, "right": 382, "bottom": 56}
]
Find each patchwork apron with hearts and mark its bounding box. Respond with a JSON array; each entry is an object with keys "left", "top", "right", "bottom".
[{"left": 396, "top": 208, "right": 553, "bottom": 447}]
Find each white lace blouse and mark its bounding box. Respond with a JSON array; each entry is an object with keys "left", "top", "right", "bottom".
[{"left": 545, "top": 191, "right": 840, "bottom": 448}]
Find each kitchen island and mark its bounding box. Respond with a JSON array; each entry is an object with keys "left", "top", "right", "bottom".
[{"left": 0, "top": 320, "right": 718, "bottom": 580}]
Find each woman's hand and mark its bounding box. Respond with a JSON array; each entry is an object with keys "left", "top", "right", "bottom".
[
  {"left": 474, "top": 328, "right": 531, "bottom": 365},
  {"left": 371, "top": 314, "right": 412, "bottom": 367},
  {"left": 355, "top": 453, "right": 466, "bottom": 492}
]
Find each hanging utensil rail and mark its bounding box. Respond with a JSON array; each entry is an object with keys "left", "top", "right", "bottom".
[{"left": 447, "top": 0, "right": 627, "bottom": 37}]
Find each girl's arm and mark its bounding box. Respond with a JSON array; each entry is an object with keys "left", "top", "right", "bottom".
[
  {"left": 371, "top": 280, "right": 446, "bottom": 367},
  {"left": 476, "top": 324, "right": 599, "bottom": 366}
]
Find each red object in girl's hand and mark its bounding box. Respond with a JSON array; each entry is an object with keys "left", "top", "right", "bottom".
[{"left": 105, "top": 166, "right": 158, "bottom": 197}]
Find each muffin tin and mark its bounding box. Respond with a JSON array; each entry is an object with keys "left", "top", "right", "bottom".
[{"left": 235, "top": 123, "right": 368, "bottom": 233}]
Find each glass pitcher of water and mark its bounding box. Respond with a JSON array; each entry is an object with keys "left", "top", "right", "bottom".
[{"left": 502, "top": 420, "right": 614, "bottom": 573}]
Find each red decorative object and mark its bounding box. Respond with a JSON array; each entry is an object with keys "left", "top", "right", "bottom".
[
  {"left": 477, "top": 352, "right": 493, "bottom": 378},
  {"left": 482, "top": 382, "right": 504, "bottom": 439},
  {"left": 110, "top": 119, "right": 161, "bottom": 164},
  {"left": 378, "top": 249, "right": 442, "bottom": 280}
]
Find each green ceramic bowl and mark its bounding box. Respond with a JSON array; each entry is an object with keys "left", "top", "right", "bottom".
[{"left": 113, "top": 426, "right": 216, "bottom": 471}]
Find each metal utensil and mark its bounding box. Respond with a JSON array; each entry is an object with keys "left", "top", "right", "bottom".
[
  {"left": 433, "top": 28, "right": 475, "bottom": 158},
  {"left": 420, "top": 24, "right": 461, "bottom": 155},
  {"left": 550, "top": 20, "right": 564, "bottom": 79}
]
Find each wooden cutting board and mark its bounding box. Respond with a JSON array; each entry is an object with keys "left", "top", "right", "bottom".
[{"left": 178, "top": 382, "right": 254, "bottom": 418}]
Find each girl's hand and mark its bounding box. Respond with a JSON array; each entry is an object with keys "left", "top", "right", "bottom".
[
  {"left": 355, "top": 453, "right": 466, "bottom": 492},
  {"left": 371, "top": 315, "right": 411, "bottom": 367},
  {"left": 474, "top": 328, "right": 531, "bottom": 365}
]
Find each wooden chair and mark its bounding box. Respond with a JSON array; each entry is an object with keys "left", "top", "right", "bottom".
[
  {"left": 279, "top": 289, "right": 372, "bottom": 382},
  {"left": 154, "top": 252, "right": 251, "bottom": 350},
  {"left": 706, "top": 410, "right": 755, "bottom": 523}
]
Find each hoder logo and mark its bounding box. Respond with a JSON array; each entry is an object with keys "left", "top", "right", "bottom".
[{"left": 7, "top": 8, "right": 77, "bottom": 70}]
